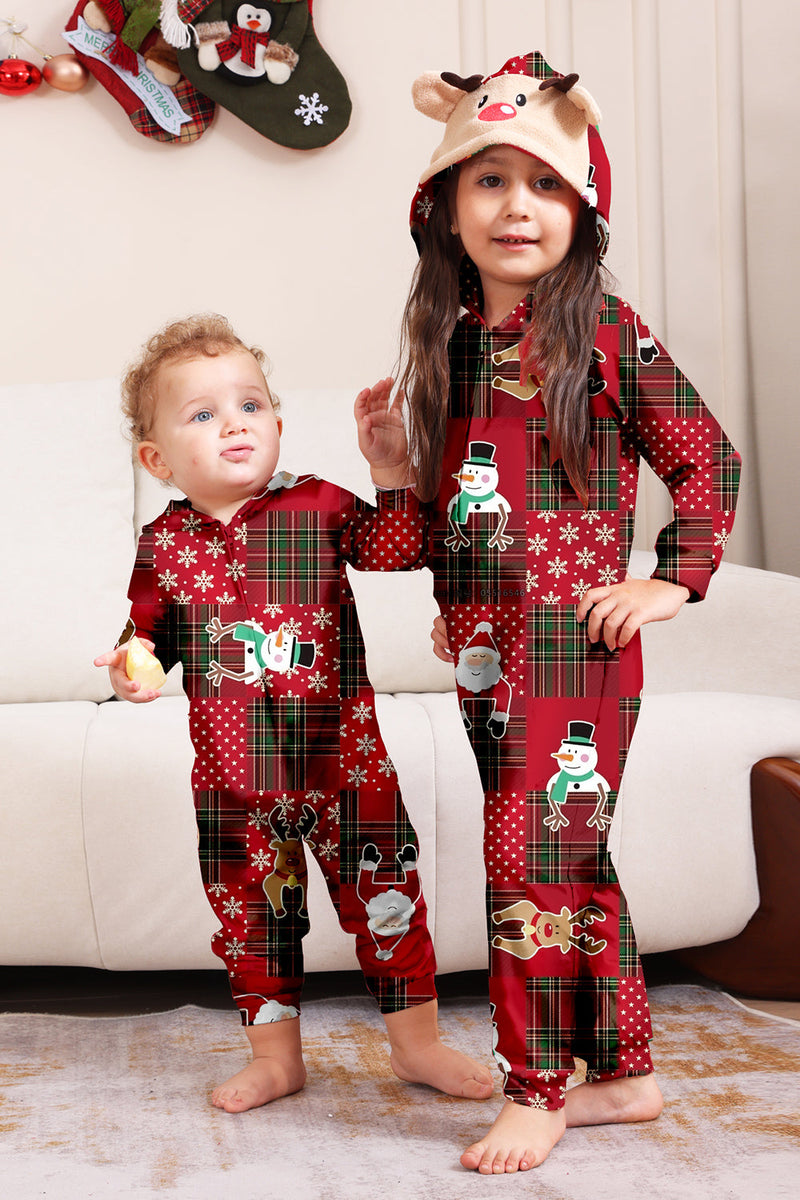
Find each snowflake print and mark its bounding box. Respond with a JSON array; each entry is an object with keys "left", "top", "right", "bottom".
[
  {"left": 598, "top": 566, "right": 618, "bottom": 586},
  {"left": 182, "top": 515, "right": 202, "bottom": 534},
  {"left": 234, "top": 524, "right": 248, "bottom": 544},
  {"left": 416, "top": 193, "right": 434, "bottom": 220},
  {"left": 576, "top": 547, "right": 597, "bottom": 569},
  {"left": 527, "top": 1094, "right": 549, "bottom": 1109},
  {"left": 177, "top": 547, "right": 198, "bottom": 567},
  {"left": 283, "top": 618, "right": 303, "bottom": 637},
  {"left": 155, "top": 529, "right": 175, "bottom": 549},
  {"left": 194, "top": 571, "right": 215, "bottom": 593},
  {"left": 175, "top": 591, "right": 193, "bottom": 605},
  {"left": 571, "top": 578, "right": 592, "bottom": 599},
  {"left": 559, "top": 522, "right": 580, "bottom": 544},
  {"left": 295, "top": 91, "right": 328, "bottom": 126},
  {"left": 528, "top": 533, "right": 548, "bottom": 555},
  {"left": 317, "top": 838, "right": 337, "bottom": 862},
  {"left": 251, "top": 849, "right": 271, "bottom": 871},
  {"left": 226, "top": 560, "right": 246, "bottom": 581},
  {"left": 714, "top": 525, "right": 730, "bottom": 550},
  {"left": 526, "top": 570, "right": 539, "bottom": 593},
  {"left": 595, "top": 523, "right": 615, "bottom": 546},
  {"left": 313, "top": 609, "right": 333, "bottom": 629},
  {"left": 542, "top": 590, "right": 561, "bottom": 605},
  {"left": 539, "top": 510, "right": 558, "bottom": 523},
  {"left": 357, "top": 734, "right": 377, "bottom": 756},
  {"left": 536, "top": 1068, "right": 558, "bottom": 1081},
  {"left": 328, "top": 801, "right": 341, "bottom": 824},
  {"left": 216, "top": 591, "right": 236, "bottom": 605},
  {"left": 582, "top": 510, "right": 602, "bottom": 525},
  {"left": 348, "top": 766, "right": 368, "bottom": 786},
  {"left": 275, "top": 794, "right": 294, "bottom": 820},
  {"left": 263, "top": 604, "right": 283, "bottom": 618},
  {"left": 378, "top": 757, "right": 396, "bottom": 778},
  {"left": 248, "top": 807, "right": 270, "bottom": 830},
  {"left": 547, "top": 555, "right": 569, "bottom": 579},
  {"left": 225, "top": 938, "right": 245, "bottom": 960},
  {"left": 222, "top": 897, "right": 243, "bottom": 919},
  {"left": 206, "top": 537, "right": 226, "bottom": 559},
  {"left": 158, "top": 569, "right": 178, "bottom": 592},
  {"left": 308, "top": 671, "right": 328, "bottom": 694},
  {"left": 352, "top": 701, "right": 373, "bottom": 724},
  {"left": 207, "top": 883, "right": 229, "bottom": 897}
]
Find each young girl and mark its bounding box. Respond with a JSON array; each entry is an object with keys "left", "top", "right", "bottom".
[
  {"left": 96, "top": 315, "right": 494, "bottom": 1114},
  {"left": 356, "top": 52, "right": 740, "bottom": 1174}
]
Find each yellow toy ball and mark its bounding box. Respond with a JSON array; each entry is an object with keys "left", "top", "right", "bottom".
[{"left": 125, "top": 636, "right": 167, "bottom": 691}]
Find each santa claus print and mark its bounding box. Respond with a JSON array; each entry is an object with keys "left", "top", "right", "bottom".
[{"left": 455, "top": 621, "right": 513, "bottom": 740}]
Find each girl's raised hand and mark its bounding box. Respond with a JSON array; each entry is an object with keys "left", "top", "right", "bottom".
[
  {"left": 575, "top": 576, "right": 690, "bottom": 652},
  {"left": 93, "top": 641, "right": 162, "bottom": 703},
  {"left": 354, "top": 377, "right": 412, "bottom": 488}
]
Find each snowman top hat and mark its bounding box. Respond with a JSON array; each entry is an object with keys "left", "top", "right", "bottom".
[
  {"left": 463, "top": 441, "right": 498, "bottom": 467},
  {"left": 564, "top": 720, "right": 596, "bottom": 745}
]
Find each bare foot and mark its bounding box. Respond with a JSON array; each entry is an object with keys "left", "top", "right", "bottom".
[
  {"left": 461, "top": 1099, "right": 566, "bottom": 1173},
  {"left": 566, "top": 1071, "right": 663, "bottom": 1127},
  {"left": 384, "top": 1000, "right": 494, "bottom": 1100},
  {"left": 211, "top": 1016, "right": 306, "bottom": 1113}
]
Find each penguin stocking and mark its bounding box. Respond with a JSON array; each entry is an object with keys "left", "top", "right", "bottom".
[
  {"left": 160, "top": 0, "right": 351, "bottom": 148},
  {"left": 64, "top": 1, "right": 215, "bottom": 142}
]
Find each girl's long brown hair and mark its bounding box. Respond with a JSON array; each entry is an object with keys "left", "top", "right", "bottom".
[{"left": 399, "top": 177, "right": 607, "bottom": 506}]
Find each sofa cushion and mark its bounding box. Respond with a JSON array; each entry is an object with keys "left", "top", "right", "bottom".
[{"left": 0, "top": 378, "right": 135, "bottom": 704}]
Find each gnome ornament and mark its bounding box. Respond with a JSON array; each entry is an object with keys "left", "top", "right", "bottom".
[
  {"left": 160, "top": 0, "right": 351, "bottom": 148},
  {"left": 64, "top": 0, "right": 215, "bottom": 142}
]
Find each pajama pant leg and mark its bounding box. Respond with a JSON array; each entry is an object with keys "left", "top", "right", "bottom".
[
  {"left": 444, "top": 603, "right": 654, "bottom": 1110},
  {"left": 195, "top": 784, "right": 436, "bottom": 1027}
]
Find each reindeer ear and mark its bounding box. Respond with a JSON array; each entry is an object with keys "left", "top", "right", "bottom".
[
  {"left": 412, "top": 71, "right": 469, "bottom": 122},
  {"left": 566, "top": 84, "right": 602, "bottom": 126}
]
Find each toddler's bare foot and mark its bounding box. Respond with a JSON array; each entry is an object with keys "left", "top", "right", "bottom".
[
  {"left": 211, "top": 1015, "right": 306, "bottom": 1113},
  {"left": 566, "top": 1071, "right": 663, "bottom": 1127},
  {"left": 461, "top": 1099, "right": 566, "bottom": 1173},
  {"left": 211, "top": 1055, "right": 306, "bottom": 1113},
  {"left": 384, "top": 999, "right": 494, "bottom": 1100},
  {"left": 390, "top": 1040, "right": 494, "bottom": 1099}
]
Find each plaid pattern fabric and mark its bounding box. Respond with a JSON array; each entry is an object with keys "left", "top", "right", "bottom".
[
  {"left": 127, "top": 476, "right": 435, "bottom": 1021},
  {"left": 431, "top": 294, "right": 739, "bottom": 1106},
  {"left": 130, "top": 78, "right": 216, "bottom": 143}
]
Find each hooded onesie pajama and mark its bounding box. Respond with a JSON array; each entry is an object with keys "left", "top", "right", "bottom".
[
  {"left": 126, "top": 473, "right": 436, "bottom": 1026},
  {"left": 410, "top": 53, "right": 741, "bottom": 1108}
]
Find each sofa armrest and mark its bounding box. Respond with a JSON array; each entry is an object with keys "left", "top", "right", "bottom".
[{"left": 676, "top": 758, "right": 800, "bottom": 999}]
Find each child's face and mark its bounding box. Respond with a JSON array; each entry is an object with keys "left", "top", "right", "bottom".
[
  {"left": 138, "top": 348, "right": 282, "bottom": 523},
  {"left": 452, "top": 145, "right": 582, "bottom": 316}
]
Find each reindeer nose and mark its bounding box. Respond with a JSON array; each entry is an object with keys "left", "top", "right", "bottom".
[{"left": 478, "top": 102, "right": 517, "bottom": 122}]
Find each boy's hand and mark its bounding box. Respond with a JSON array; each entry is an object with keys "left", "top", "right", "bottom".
[
  {"left": 354, "top": 378, "right": 413, "bottom": 489},
  {"left": 575, "top": 576, "right": 690, "bottom": 651},
  {"left": 431, "top": 614, "right": 453, "bottom": 663},
  {"left": 93, "top": 639, "right": 162, "bottom": 703}
]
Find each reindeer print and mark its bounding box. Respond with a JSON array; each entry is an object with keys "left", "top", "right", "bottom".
[
  {"left": 261, "top": 803, "right": 319, "bottom": 919},
  {"left": 491, "top": 900, "right": 607, "bottom": 961}
]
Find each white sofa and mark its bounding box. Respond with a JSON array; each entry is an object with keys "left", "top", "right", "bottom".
[{"left": 1, "top": 378, "right": 799, "bottom": 988}]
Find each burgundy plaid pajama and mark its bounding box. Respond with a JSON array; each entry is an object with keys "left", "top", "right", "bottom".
[
  {"left": 430, "top": 293, "right": 740, "bottom": 1108},
  {"left": 127, "top": 475, "right": 436, "bottom": 1026}
]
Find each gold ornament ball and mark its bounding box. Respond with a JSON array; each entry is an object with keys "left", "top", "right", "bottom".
[{"left": 43, "top": 54, "right": 90, "bottom": 92}]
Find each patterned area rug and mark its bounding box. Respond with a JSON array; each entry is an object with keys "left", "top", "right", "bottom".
[{"left": 0, "top": 985, "right": 797, "bottom": 1199}]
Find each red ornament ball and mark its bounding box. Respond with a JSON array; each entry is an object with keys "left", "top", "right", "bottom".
[
  {"left": 43, "top": 54, "right": 90, "bottom": 93},
  {"left": 0, "top": 58, "right": 42, "bottom": 95}
]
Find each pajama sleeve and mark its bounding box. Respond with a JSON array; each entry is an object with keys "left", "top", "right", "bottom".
[
  {"left": 619, "top": 317, "right": 741, "bottom": 602},
  {"left": 124, "top": 525, "right": 181, "bottom": 671},
  {"left": 340, "top": 488, "right": 429, "bottom": 572}
]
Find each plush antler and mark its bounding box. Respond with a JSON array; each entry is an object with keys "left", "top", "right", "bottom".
[
  {"left": 539, "top": 72, "right": 580, "bottom": 94},
  {"left": 441, "top": 71, "right": 484, "bottom": 93}
]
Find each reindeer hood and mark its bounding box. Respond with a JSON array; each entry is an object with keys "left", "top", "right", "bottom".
[{"left": 410, "top": 52, "right": 611, "bottom": 261}]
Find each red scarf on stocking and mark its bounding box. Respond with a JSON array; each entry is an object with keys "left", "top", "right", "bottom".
[{"left": 217, "top": 24, "right": 271, "bottom": 69}]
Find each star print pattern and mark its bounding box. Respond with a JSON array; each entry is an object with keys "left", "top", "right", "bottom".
[
  {"left": 432, "top": 289, "right": 739, "bottom": 1108},
  {"left": 125, "top": 476, "right": 436, "bottom": 1026}
]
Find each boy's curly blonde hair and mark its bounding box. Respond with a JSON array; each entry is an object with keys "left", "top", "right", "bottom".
[{"left": 121, "top": 314, "right": 278, "bottom": 444}]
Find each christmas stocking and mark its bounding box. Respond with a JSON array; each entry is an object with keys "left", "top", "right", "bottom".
[
  {"left": 160, "top": 1, "right": 351, "bottom": 149},
  {"left": 64, "top": 1, "right": 215, "bottom": 142}
]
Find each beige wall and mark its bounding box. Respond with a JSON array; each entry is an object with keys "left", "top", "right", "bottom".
[{"left": 2, "top": 0, "right": 797, "bottom": 574}]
